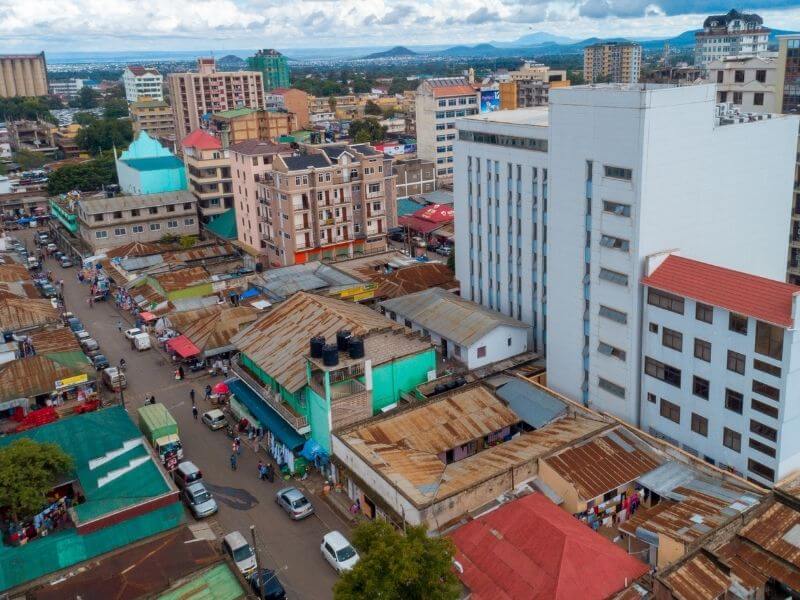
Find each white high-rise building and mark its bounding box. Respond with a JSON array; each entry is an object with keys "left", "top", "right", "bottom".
[
  {"left": 455, "top": 84, "right": 799, "bottom": 425},
  {"left": 122, "top": 66, "right": 164, "bottom": 103}
]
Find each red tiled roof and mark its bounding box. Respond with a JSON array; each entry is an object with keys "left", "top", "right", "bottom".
[
  {"left": 181, "top": 129, "right": 222, "bottom": 151},
  {"left": 643, "top": 255, "right": 800, "bottom": 327},
  {"left": 450, "top": 493, "right": 648, "bottom": 600},
  {"left": 433, "top": 85, "right": 478, "bottom": 98}
]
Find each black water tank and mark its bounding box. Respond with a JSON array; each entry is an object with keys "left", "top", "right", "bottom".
[
  {"left": 433, "top": 384, "right": 447, "bottom": 395},
  {"left": 310, "top": 336, "right": 326, "bottom": 359},
  {"left": 348, "top": 336, "right": 365, "bottom": 359},
  {"left": 255, "top": 262, "right": 264, "bottom": 273},
  {"left": 336, "top": 330, "right": 351, "bottom": 351},
  {"left": 454, "top": 376, "right": 467, "bottom": 388},
  {"left": 2, "top": 331, "right": 12, "bottom": 343},
  {"left": 322, "top": 344, "right": 339, "bottom": 367}
]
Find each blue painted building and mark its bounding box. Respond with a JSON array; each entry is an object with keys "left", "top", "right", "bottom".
[{"left": 116, "top": 132, "right": 187, "bottom": 195}]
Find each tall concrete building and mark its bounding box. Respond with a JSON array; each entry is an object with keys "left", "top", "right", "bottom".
[
  {"left": 707, "top": 55, "right": 777, "bottom": 112},
  {"left": 247, "top": 49, "right": 290, "bottom": 92},
  {"left": 167, "top": 58, "right": 265, "bottom": 142},
  {"left": 777, "top": 35, "right": 800, "bottom": 285},
  {"left": 122, "top": 66, "right": 163, "bottom": 102},
  {"left": 695, "top": 9, "right": 770, "bottom": 67},
  {"left": 415, "top": 77, "right": 479, "bottom": 184},
  {"left": 583, "top": 43, "right": 642, "bottom": 84},
  {"left": 130, "top": 99, "right": 175, "bottom": 140},
  {"left": 181, "top": 129, "right": 232, "bottom": 222},
  {"left": 454, "top": 84, "right": 798, "bottom": 425},
  {"left": 0, "top": 53, "right": 48, "bottom": 98}
]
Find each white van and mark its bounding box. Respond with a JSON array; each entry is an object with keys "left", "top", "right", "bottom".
[{"left": 132, "top": 333, "right": 151, "bottom": 351}]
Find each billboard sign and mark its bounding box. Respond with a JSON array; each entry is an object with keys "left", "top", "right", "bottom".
[{"left": 480, "top": 89, "right": 500, "bottom": 113}]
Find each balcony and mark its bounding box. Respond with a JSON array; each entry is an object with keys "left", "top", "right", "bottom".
[{"left": 232, "top": 361, "right": 310, "bottom": 433}]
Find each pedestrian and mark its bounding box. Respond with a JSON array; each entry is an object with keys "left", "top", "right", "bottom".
[
  {"left": 205, "top": 384, "right": 212, "bottom": 400},
  {"left": 117, "top": 320, "right": 123, "bottom": 332},
  {"left": 192, "top": 405, "right": 198, "bottom": 420},
  {"left": 178, "top": 365, "right": 185, "bottom": 380},
  {"left": 150, "top": 394, "right": 156, "bottom": 404},
  {"left": 190, "top": 388, "right": 195, "bottom": 403},
  {"left": 230, "top": 453, "right": 237, "bottom": 470},
  {"left": 257, "top": 460, "right": 265, "bottom": 479}
]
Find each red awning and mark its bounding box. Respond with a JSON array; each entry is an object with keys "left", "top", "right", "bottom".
[
  {"left": 166, "top": 335, "right": 201, "bottom": 358},
  {"left": 139, "top": 311, "right": 157, "bottom": 322},
  {"left": 398, "top": 215, "right": 448, "bottom": 234}
]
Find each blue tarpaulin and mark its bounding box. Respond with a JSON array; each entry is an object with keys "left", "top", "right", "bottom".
[
  {"left": 300, "top": 439, "right": 328, "bottom": 461},
  {"left": 239, "top": 288, "right": 259, "bottom": 300},
  {"left": 226, "top": 378, "right": 306, "bottom": 452}
]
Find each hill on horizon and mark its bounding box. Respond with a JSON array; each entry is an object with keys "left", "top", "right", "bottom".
[{"left": 362, "top": 46, "right": 418, "bottom": 60}]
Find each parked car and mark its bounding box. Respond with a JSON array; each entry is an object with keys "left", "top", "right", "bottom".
[
  {"left": 201, "top": 409, "right": 227, "bottom": 431},
  {"left": 91, "top": 354, "right": 110, "bottom": 371},
  {"left": 124, "top": 327, "right": 143, "bottom": 340},
  {"left": 75, "top": 330, "right": 91, "bottom": 343},
  {"left": 80, "top": 338, "right": 100, "bottom": 353},
  {"left": 59, "top": 256, "right": 73, "bottom": 268},
  {"left": 46, "top": 243, "right": 57, "bottom": 252},
  {"left": 321, "top": 531, "right": 360, "bottom": 573},
  {"left": 39, "top": 283, "right": 57, "bottom": 298},
  {"left": 249, "top": 568, "right": 287, "bottom": 600},
  {"left": 174, "top": 461, "right": 203, "bottom": 490},
  {"left": 67, "top": 318, "right": 84, "bottom": 332},
  {"left": 223, "top": 531, "right": 257, "bottom": 576},
  {"left": 183, "top": 481, "right": 218, "bottom": 519},
  {"left": 85, "top": 347, "right": 103, "bottom": 360},
  {"left": 102, "top": 367, "right": 127, "bottom": 391},
  {"left": 276, "top": 487, "right": 314, "bottom": 520},
  {"left": 435, "top": 245, "right": 452, "bottom": 256}
]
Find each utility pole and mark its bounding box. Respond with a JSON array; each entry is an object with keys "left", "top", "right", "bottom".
[{"left": 250, "top": 525, "right": 266, "bottom": 600}]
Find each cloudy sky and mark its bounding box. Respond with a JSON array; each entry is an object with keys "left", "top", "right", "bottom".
[{"left": 2, "top": 0, "right": 800, "bottom": 53}]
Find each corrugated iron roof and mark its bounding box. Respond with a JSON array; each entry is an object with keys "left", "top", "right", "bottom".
[
  {"left": 105, "top": 241, "right": 164, "bottom": 259},
  {"left": 0, "top": 354, "right": 93, "bottom": 402},
  {"left": 543, "top": 429, "right": 661, "bottom": 500},
  {"left": 380, "top": 287, "right": 530, "bottom": 347},
  {"left": 0, "top": 264, "right": 31, "bottom": 283},
  {"left": 495, "top": 379, "right": 567, "bottom": 429},
  {"left": 28, "top": 327, "right": 81, "bottom": 354},
  {"left": 661, "top": 552, "right": 731, "bottom": 600},
  {"left": 371, "top": 262, "right": 458, "bottom": 301},
  {"left": 153, "top": 266, "right": 210, "bottom": 292},
  {"left": 740, "top": 501, "right": 800, "bottom": 569},
  {"left": 172, "top": 305, "right": 259, "bottom": 353},
  {"left": 231, "top": 291, "right": 405, "bottom": 392},
  {"left": 0, "top": 297, "right": 61, "bottom": 332}
]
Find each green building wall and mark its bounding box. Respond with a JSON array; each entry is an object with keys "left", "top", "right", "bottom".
[
  {"left": 307, "top": 385, "right": 331, "bottom": 452},
  {"left": 368, "top": 349, "right": 436, "bottom": 411}
]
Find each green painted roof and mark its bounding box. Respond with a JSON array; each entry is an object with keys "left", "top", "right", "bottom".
[
  {"left": 121, "top": 156, "right": 186, "bottom": 172},
  {"left": 206, "top": 208, "right": 238, "bottom": 240},
  {"left": 46, "top": 350, "right": 93, "bottom": 371},
  {"left": 158, "top": 564, "right": 245, "bottom": 600},
  {"left": 215, "top": 107, "right": 255, "bottom": 119}
]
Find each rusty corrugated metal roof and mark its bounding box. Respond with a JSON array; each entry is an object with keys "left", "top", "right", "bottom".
[
  {"left": 0, "top": 297, "right": 61, "bottom": 332},
  {"left": 740, "top": 501, "right": 800, "bottom": 569},
  {"left": 372, "top": 262, "right": 459, "bottom": 300},
  {"left": 0, "top": 264, "right": 31, "bottom": 283},
  {"left": 661, "top": 552, "right": 730, "bottom": 600},
  {"left": 173, "top": 305, "right": 259, "bottom": 353},
  {"left": 0, "top": 354, "right": 93, "bottom": 402},
  {"left": 29, "top": 327, "right": 81, "bottom": 354},
  {"left": 542, "top": 430, "right": 661, "bottom": 501},
  {"left": 152, "top": 266, "right": 210, "bottom": 292}
]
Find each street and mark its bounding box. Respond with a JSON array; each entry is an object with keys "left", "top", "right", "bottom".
[{"left": 18, "top": 228, "right": 349, "bottom": 600}]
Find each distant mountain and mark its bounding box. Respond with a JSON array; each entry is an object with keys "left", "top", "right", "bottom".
[
  {"left": 217, "top": 54, "right": 247, "bottom": 69},
  {"left": 362, "top": 46, "right": 418, "bottom": 60},
  {"left": 511, "top": 31, "right": 579, "bottom": 46}
]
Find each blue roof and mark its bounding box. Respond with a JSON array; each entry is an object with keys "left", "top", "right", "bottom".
[
  {"left": 226, "top": 378, "right": 306, "bottom": 451},
  {"left": 495, "top": 379, "right": 567, "bottom": 428},
  {"left": 397, "top": 197, "right": 424, "bottom": 216}
]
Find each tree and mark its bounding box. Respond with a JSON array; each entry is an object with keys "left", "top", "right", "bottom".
[
  {"left": 73, "top": 112, "right": 98, "bottom": 126},
  {"left": 348, "top": 118, "right": 387, "bottom": 144},
  {"left": 13, "top": 149, "right": 50, "bottom": 170},
  {"left": 76, "top": 118, "right": 133, "bottom": 154},
  {"left": 334, "top": 521, "right": 460, "bottom": 600},
  {"left": 103, "top": 98, "right": 129, "bottom": 119},
  {"left": 364, "top": 100, "right": 383, "bottom": 116},
  {"left": 0, "top": 439, "right": 73, "bottom": 522},
  {"left": 46, "top": 152, "right": 117, "bottom": 194},
  {"left": 0, "top": 96, "right": 56, "bottom": 123},
  {"left": 179, "top": 235, "right": 198, "bottom": 249},
  {"left": 75, "top": 86, "right": 99, "bottom": 109}
]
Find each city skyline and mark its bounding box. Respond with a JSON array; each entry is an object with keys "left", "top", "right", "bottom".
[{"left": 3, "top": 1, "right": 800, "bottom": 53}]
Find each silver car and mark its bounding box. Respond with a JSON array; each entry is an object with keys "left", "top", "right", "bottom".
[
  {"left": 276, "top": 487, "right": 314, "bottom": 520},
  {"left": 183, "top": 481, "right": 218, "bottom": 518}
]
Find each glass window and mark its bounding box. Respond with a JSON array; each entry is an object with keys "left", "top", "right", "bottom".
[
  {"left": 598, "top": 378, "right": 625, "bottom": 398},
  {"left": 598, "top": 341, "right": 626, "bottom": 361},
  {"left": 662, "top": 328, "right": 683, "bottom": 351},
  {"left": 729, "top": 313, "right": 748, "bottom": 334},
  {"left": 694, "top": 339, "right": 711, "bottom": 362},
  {"left": 603, "top": 165, "right": 633, "bottom": 180},
  {"left": 602, "top": 200, "right": 631, "bottom": 217},
  {"left": 725, "top": 389, "right": 743, "bottom": 414},
  {"left": 752, "top": 380, "right": 780, "bottom": 401},
  {"left": 723, "top": 427, "right": 741, "bottom": 452},
  {"left": 695, "top": 303, "right": 713, "bottom": 323},
  {"left": 748, "top": 458, "right": 775, "bottom": 482},
  {"left": 660, "top": 398, "right": 680, "bottom": 424},
  {"left": 648, "top": 289, "right": 684, "bottom": 314},
  {"left": 749, "top": 438, "right": 776, "bottom": 458},
  {"left": 753, "top": 359, "right": 780, "bottom": 378},
  {"left": 752, "top": 399, "right": 779, "bottom": 419},
  {"left": 693, "top": 376, "right": 709, "bottom": 399},
  {"left": 750, "top": 419, "right": 777, "bottom": 442},
  {"left": 599, "top": 234, "right": 630, "bottom": 252},
  {"left": 755, "top": 321, "right": 783, "bottom": 361},
  {"left": 599, "top": 305, "right": 627, "bottom": 324},
  {"left": 691, "top": 413, "right": 708, "bottom": 437},
  {"left": 599, "top": 268, "right": 628, "bottom": 286},
  {"left": 644, "top": 357, "right": 682, "bottom": 388},
  {"left": 727, "top": 350, "right": 745, "bottom": 374}
]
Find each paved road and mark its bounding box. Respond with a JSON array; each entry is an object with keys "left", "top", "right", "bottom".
[{"left": 20, "top": 229, "right": 348, "bottom": 600}]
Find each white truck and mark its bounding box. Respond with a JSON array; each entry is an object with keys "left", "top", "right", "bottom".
[{"left": 132, "top": 332, "right": 152, "bottom": 351}]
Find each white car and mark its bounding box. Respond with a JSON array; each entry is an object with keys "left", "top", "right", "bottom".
[
  {"left": 223, "top": 531, "right": 257, "bottom": 576},
  {"left": 201, "top": 409, "right": 227, "bottom": 431},
  {"left": 321, "top": 531, "right": 360, "bottom": 574},
  {"left": 124, "top": 327, "right": 143, "bottom": 340}
]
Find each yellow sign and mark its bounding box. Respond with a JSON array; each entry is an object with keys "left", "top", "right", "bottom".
[
  {"left": 334, "top": 283, "right": 378, "bottom": 301},
  {"left": 55, "top": 373, "right": 89, "bottom": 390}
]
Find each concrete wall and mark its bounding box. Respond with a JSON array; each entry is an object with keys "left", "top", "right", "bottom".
[
  {"left": 369, "top": 349, "right": 436, "bottom": 412},
  {"left": 538, "top": 458, "right": 583, "bottom": 513}
]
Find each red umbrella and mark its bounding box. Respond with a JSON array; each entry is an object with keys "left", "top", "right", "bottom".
[{"left": 213, "top": 382, "right": 230, "bottom": 395}]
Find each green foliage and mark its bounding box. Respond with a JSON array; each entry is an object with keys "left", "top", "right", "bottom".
[
  {"left": 364, "top": 100, "right": 383, "bottom": 116},
  {"left": 0, "top": 96, "right": 55, "bottom": 123},
  {"left": 328, "top": 95, "right": 337, "bottom": 112},
  {"left": 388, "top": 77, "right": 416, "bottom": 96},
  {"left": 351, "top": 78, "right": 372, "bottom": 94},
  {"left": 566, "top": 69, "right": 585, "bottom": 86},
  {"left": 103, "top": 98, "right": 129, "bottom": 119},
  {"left": 446, "top": 251, "right": 455, "bottom": 271},
  {"left": 178, "top": 235, "right": 198, "bottom": 249},
  {"left": 349, "top": 118, "right": 387, "bottom": 144},
  {"left": 46, "top": 153, "right": 117, "bottom": 195},
  {"left": 160, "top": 233, "right": 178, "bottom": 244},
  {"left": 292, "top": 77, "right": 349, "bottom": 97},
  {"left": 0, "top": 439, "right": 73, "bottom": 522},
  {"left": 73, "top": 112, "right": 99, "bottom": 126},
  {"left": 75, "top": 118, "right": 133, "bottom": 154},
  {"left": 14, "top": 149, "right": 50, "bottom": 170},
  {"left": 334, "top": 521, "right": 460, "bottom": 600}
]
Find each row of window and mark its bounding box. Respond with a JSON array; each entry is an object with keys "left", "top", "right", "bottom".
[
  {"left": 435, "top": 108, "right": 478, "bottom": 119},
  {"left": 718, "top": 91, "right": 765, "bottom": 106},
  {"left": 437, "top": 97, "right": 477, "bottom": 107},
  {"left": 90, "top": 202, "right": 193, "bottom": 222},
  {"left": 458, "top": 130, "right": 548, "bottom": 152},
  {"left": 94, "top": 218, "right": 194, "bottom": 239}
]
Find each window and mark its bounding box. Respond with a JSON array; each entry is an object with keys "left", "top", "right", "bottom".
[
  {"left": 727, "top": 350, "right": 746, "bottom": 375},
  {"left": 645, "top": 357, "right": 682, "bottom": 388},
  {"left": 166, "top": 204, "right": 175, "bottom": 212},
  {"left": 131, "top": 209, "right": 140, "bottom": 217},
  {"left": 748, "top": 459, "right": 775, "bottom": 482},
  {"left": 477, "top": 346, "right": 486, "bottom": 358},
  {"left": 599, "top": 268, "right": 628, "bottom": 286},
  {"left": 598, "top": 378, "right": 625, "bottom": 398},
  {"left": 598, "top": 341, "right": 626, "bottom": 361},
  {"left": 648, "top": 289, "right": 685, "bottom": 314},
  {"left": 660, "top": 398, "right": 680, "bottom": 424},
  {"left": 183, "top": 202, "right": 193, "bottom": 210},
  {"left": 755, "top": 69, "right": 766, "bottom": 83},
  {"left": 753, "top": 92, "right": 764, "bottom": 106},
  {"left": 691, "top": 413, "right": 708, "bottom": 437},
  {"left": 725, "top": 389, "right": 743, "bottom": 414},
  {"left": 148, "top": 207, "right": 158, "bottom": 215},
  {"left": 693, "top": 376, "right": 709, "bottom": 399},
  {"left": 750, "top": 419, "right": 777, "bottom": 442},
  {"left": 368, "top": 183, "right": 381, "bottom": 194},
  {"left": 603, "top": 165, "right": 632, "bottom": 180},
  {"left": 755, "top": 321, "right": 783, "bottom": 360},
  {"left": 132, "top": 225, "right": 144, "bottom": 233},
  {"left": 167, "top": 220, "right": 178, "bottom": 229},
  {"left": 696, "top": 303, "right": 713, "bottom": 324},
  {"left": 734, "top": 70, "right": 745, "bottom": 82},
  {"left": 602, "top": 200, "right": 631, "bottom": 217},
  {"left": 753, "top": 359, "right": 781, "bottom": 378},
  {"left": 647, "top": 392, "right": 656, "bottom": 404},
  {"left": 749, "top": 438, "right": 776, "bottom": 458},
  {"left": 716, "top": 71, "right": 724, "bottom": 83},
  {"left": 733, "top": 92, "right": 743, "bottom": 105},
  {"left": 723, "top": 427, "right": 741, "bottom": 452},
  {"left": 149, "top": 223, "right": 161, "bottom": 231},
  {"left": 662, "top": 328, "right": 683, "bottom": 352},
  {"left": 649, "top": 323, "right": 659, "bottom": 334},
  {"left": 112, "top": 226, "right": 126, "bottom": 236},
  {"left": 599, "top": 235, "right": 630, "bottom": 252},
  {"left": 95, "top": 231, "right": 108, "bottom": 239},
  {"left": 729, "top": 313, "right": 748, "bottom": 334},
  {"left": 184, "top": 218, "right": 195, "bottom": 226},
  {"left": 752, "top": 380, "right": 780, "bottom": 401},
  {"left": 752, "top": 399, "right": 779, "bottom": 419},
  {"left": 599, "top": 305, "right": 627, "bottom": 324},
  {"left": 113, "top": 211, "right": 122, "bottom": 219},
  {"left": 694, "top": 339, "right": 711, "bottom": 362}
]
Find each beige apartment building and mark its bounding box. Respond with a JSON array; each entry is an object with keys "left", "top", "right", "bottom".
[
  {"left": 708, "top": 55, "right": 777, "bottom": 112},
  {"left": 0, "top": 53, "right": 48, "bottom": 98},
  {"left": 308, "top": 94, "right": 360, "bottom": 119},
  {"left": 181, "top": 129, "right": 233, "bottom": 222},
  {"left": 266, "top": 88, "right": 310, "bottom": 129},
  {"left": 394, "top": 158, "right": 435, "bottom": 198},
  {"left": 257, "top": 144, "right": 397, "bottom": 267},
  {"left": 167, "top": 58, "right": 265, "bottom": 141},
  {"left": 76, "top": 191, "right": 198, "bottom": 253},
  {"left": 230, "top": 139, "right": 294, "bottom": 254},
  {"left": 209, "top": 108, "right": 293, "bottom": 146},
  {"left": 130, "top": 99, "right": 175, "bottom": 140},
  {"left": 415, "top": 78, "right": 479, "bottom": 183},
  {"left": 583, "top": 42, "right": 642, "bottom": 83}
]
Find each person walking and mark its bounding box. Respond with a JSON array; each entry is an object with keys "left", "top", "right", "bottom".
[
  {"left": 234, "top": 436, "right": 242, "bottom": 455},
  {"left": 205, "top": 384, "right": 212, "bottom": 401},
  {"left": 117, "top": 320, "right": 123, "bottom": 332},
  {"left": 230, "top": 453, "right": 237, "bottom": 471},
  {"left": 257, "top": 460, "right": 265, "bottom": 480},
  {"left": 190, "top": 388, "right": 195, "bottom": 404},
  {"left": 178, "top": 365, "right": 185, "bottom": 380},
  {"left": 192, "top": 405, "right": 198, "bottom": 420}
]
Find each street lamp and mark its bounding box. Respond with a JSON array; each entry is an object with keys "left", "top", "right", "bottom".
[{"left": 118, "top": 359, "right": 126, "bottom": 410}]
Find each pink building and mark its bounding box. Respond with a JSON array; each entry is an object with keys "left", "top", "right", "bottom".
[{"left": 230, "top": 139, "right": 294, "bottom": 255}]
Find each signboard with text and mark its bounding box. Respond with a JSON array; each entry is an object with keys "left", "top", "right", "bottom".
[{"left": 480, "top": 89, "right": 500, "bottom": 113}]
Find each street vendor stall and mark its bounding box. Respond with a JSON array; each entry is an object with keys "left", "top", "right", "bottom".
[{"left": 165, "top": 335, "right": 201, "bottom": 361}]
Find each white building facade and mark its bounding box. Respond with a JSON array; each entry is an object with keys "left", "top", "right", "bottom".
[
  {"left": 640, "top": 253, "right": 800, "bottom": 487},
  {"left": 123, "top": 66, "right": 164, "bottom": 103},
  {"left": 695, "top": 9, "right": 770, "bottom": 67},
  {"left": 455, "top": 84, "right": 799, "bottom": 425}
]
